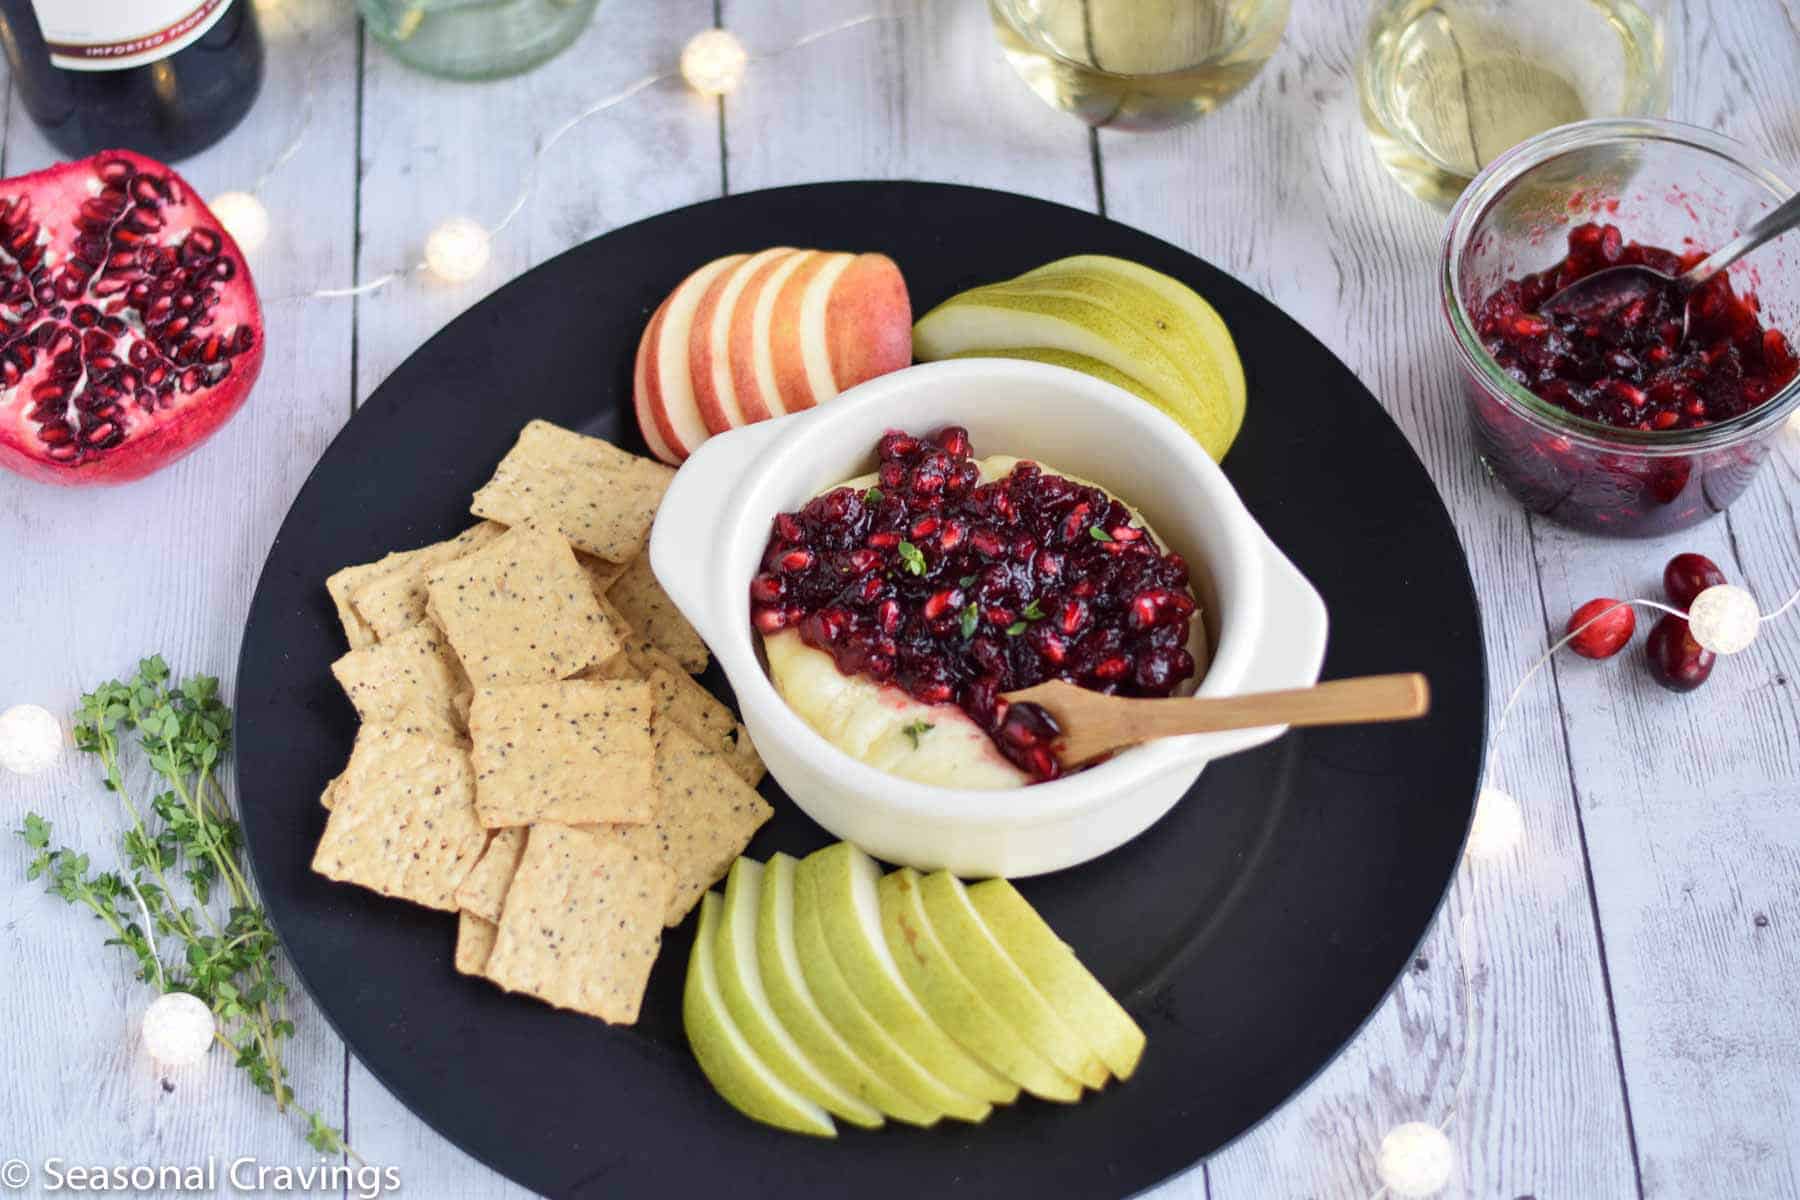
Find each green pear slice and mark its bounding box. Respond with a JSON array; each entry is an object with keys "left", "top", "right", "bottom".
[
  {"left": 756, "top": 854, "right": 940, "bottom": 1126},
  {"left": 942, "top": 348, "right": 1166, "bottom": 410},
  {"left": 792, "top": 853, "right": 992, "bottom": 1123},
  {"left": 912, "top": 291, "right": 1206, "bottom": 433},
  {"left": 717, "top": 859, "right": 884, "bottom": 1129},
  {"left": 1019, "top": 254, "right": 1245, "bottom": 427},
  {"left": 684, "top": 892, "right": 836, "bottom": 1137},
  {"left": 965, "top": 879, "right": 1146, "bottom": 1081},
  {"left": 805, "top": 845, "right": 1017, "bottom": 1105},
  {"left": 879, "top": 868, "right": 1082, "bottom": 1102},
  {"left": 979, "top": 272, "right": 1243, "bottom": 460},
  {"left": 920, "top": 872, "right": 1110, "bottom": 1090}
]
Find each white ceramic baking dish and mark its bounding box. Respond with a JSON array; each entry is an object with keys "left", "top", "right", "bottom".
[{"left": 650, "top": 358, "right": 1327, "bottom": 877}]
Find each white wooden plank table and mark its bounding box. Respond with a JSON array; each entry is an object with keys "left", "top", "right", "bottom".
[{"left": 3, "top": 1, "right": 1797, "bottom": 1196}]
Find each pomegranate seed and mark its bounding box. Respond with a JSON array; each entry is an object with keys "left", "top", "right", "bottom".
[
  {"left": 879, "top": 461, "right": 906, "bottom": 490},
  {"left": 774, "top": 514, "right": 803, "bottom": 543},
  {"left": 1058, "top": 599, "right": 1089, "bottom": 634},
  {"left": 877, "top": 430, "right": 919, "bottom": 460},
  {"left": 866, "top": 531, "right": 900, "bottom": 549},
  {"left": 938, "top": 520, "right": 966, "bottom": 551},
  {"left": 1092, "top": 656, "right": 1129, "bottom": 680},
  {"left": 1034, "top": 550, "right": 1063, "bottom": 579},
  {"left": 922, "top": 589, "right": 962, "bottom": 621},
  {"left": 932, "top": 425, "right": 971, "bottom": 458},
  {"left": 877, "top": 599, "right": 902, "bottom": 633},
  {"left": 846, "top": 548, "right": 882, "bottom": 574},
  {"left": 1566, "top": 598, "right": 1635, "bottom": 659},
  {"left": 777, "top": 549, "right": 814, "bottom": 572},
  {"left": 749, "top": 573, "right": 784, "bottom": 604},
  {"left": 1662, "top": 552, "right": 1726, "bottom": 610},
  {"left": 910, "top": 516, "right": 941, "bottom": 539},
  {"left": 1060, "top": 503, "right": 1091, "bottom": 543},
  {"left": 1109, "top": 525, "right": 1143, "bottom": 542},
  {"left": 970, "top": 528, "right": 1005, "bottom": 558},
  {"left": 753, "top": 607, "right": 790, "bottom": 634}
]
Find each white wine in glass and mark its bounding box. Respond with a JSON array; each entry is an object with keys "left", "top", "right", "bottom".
[
  {"left": 990, "top": 0, "right": 1291, "bottom": 132},
  {"left": 1358, "top": 0, "right": 1670, "bottom": 206}
]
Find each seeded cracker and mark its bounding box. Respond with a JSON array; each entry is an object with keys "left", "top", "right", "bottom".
[
  {"left": 589, "top": 725, "right": 773, "bottom": 926},
  {"left": 319, "top": 770, "right": 345, "bottom": 811},
  {"left": 579, "top": 550, "right": 629, "bottom": 601},
  {"left": 329, "top": 622, "right": 470, "bottom": 744},
  {"left": 310, "top": 726, "right": 485, "bottom": 911},
  {"left": 455, "top": 913, "right": 499, "bottom": 976},
  {"left": 469, "top": 419, "right": 674, "bottom": 563},
  {"left": 605, "top": 551, "right": 709, "bottom": 673},
  {"left": 349, "top": 522, "right": 507, "bottom": 641},
  {"left": 468, "top": 680, "right": 656, "bottom": 827},
  {"left": 325, "top": 522, "right": 506, "bottom": 648},
  {"left": 484, "top": 824, "right": 674, "bottom": 1024},
  {"left": 425, "top": 525, "right": 622, "bottom": 687},
  {"left": 644, "top": 667, "right": 764, "bottom": 788},
  {"left": 453, "top": 826, "right": 528, "bottom": 922}
]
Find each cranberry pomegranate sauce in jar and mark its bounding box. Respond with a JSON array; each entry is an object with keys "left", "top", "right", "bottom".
[{"left": 1442, "top": 118, "right": 1800, "bottom": 537}]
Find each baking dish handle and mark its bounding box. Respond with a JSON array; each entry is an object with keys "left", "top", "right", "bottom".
[{"left": 648, "top": 416, "right": 795, "bottom": 648}]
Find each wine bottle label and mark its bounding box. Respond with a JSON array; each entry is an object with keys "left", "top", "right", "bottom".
[{"left": 31, "top": 0, "right": 236, "bottom": 72}]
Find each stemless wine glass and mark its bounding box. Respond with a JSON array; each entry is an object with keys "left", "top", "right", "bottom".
[
  {"left": 1358, "top": 0, "right": 1672, "bottom": 206},
  {"left": 989, "top": 0, "right": 1291, "bottom": 131},
  {"left": 359, "top": 0, "right": 600, "bottom": 80}
]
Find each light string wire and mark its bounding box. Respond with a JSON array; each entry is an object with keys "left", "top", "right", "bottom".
[
  {"left": 1373, "top": 576, "right": 1800, "bottom": 1196},
  {"left": 277, "top": 12, "right": 892, "bottom": 302}
]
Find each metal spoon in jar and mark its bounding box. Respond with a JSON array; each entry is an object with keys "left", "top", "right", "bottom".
[{"left": 1539, "top": 191, "right": 1800, "bottom": 339}]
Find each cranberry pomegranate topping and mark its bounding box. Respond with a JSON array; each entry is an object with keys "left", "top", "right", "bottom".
[
  {"left": 0, "top": 150, "right": 263, "bottom": 485},
  {"left": 749, "top": 426, "right": 1199, "bottom": 782},
  {"left": 1477, "top": 222, "right": 1798, "bottom": 431}
]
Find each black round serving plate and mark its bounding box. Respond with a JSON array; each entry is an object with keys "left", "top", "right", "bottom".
[{"left": 237, "top": 182, "right": 1485, "bottom": 1199}]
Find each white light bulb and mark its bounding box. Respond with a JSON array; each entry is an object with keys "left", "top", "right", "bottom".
[
  {"left": 209, "top": 190, "right": 269, "bottom": 253},
  {"left": 1377, "top": 1122, "right": 1455, "bottom": 1198},
  {"left": 0, "top": 703, "right": 63, "bottom": 775},
  {"left": 141, "top": 992, "right": 216, "bottom": 1067},
  {"left": 1465, "top": 786, "right": 1522, "bottom": 860},
  {"left": 424, "top": 216, "right": 491, "bottom": 283},
  {"left": 681, "top": 29, "right": 748, "bottom": 97},
  {"left": 1687, "top": 584, "right": 1760, "bottom": 655}
]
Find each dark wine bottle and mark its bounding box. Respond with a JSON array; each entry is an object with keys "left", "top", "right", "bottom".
[{"left": 0, "top": 0, "right": 264, "bottom": 162}]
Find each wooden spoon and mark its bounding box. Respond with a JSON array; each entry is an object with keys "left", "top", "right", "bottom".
[{"left": 1003, "top": 673, "right": 1431, "bottom": 769}]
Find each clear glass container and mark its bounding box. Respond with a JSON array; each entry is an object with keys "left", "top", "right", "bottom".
[
  {"left": 989, "top": 0, "right": 1290, "bottom": 131},
  {"left": 1443, "top": 118, "right": 1800, "bottom": 538},
  {"left": 1360, "top": 0, "right": 1671, "bottom": 206},
  {"left": 359, "top": 0, "right": 599, "bottom": 80}
]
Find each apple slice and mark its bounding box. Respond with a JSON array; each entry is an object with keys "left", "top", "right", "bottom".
[
  {"left": 770, "top": 251, "right": 854, "bottom": 414},
  {"left": 919, "top": 872, "right": 1109, "bottom": 1089},
  {"left": 691, "top": 247, "right": 796, "bottom": 436},
  {"left": 824, "top": 253, "right": 912, "bottom": 398},
  {"left": 632, "top": 295, "right": 677, "bottom": 464},
  {"left": 756, "top": 853, "right": 941, "bottom": 1126},
  {"left": 804, "top": 845, "right": 1016, "bottom": 1105},
  {"left": 717, "top": 859, "right": 884, "bottom": 1129},
  {"left": 793, "top": 853, "right": 992, "bottom": 1123},
  {"left": 966, "top": 879, "right": 1146, "bottom": 1081},
  {"left": 640, "top": 253, "right": 745, "bottom": 463},
  {"left": 731, "top": 249, "right": 816, "bottom": 423},
  {"left": 684, "top": 892, "right": 836, "bottom": 1137},
  {"left": 879, "top": 868, "right": 1081, "bottom": 1102}
]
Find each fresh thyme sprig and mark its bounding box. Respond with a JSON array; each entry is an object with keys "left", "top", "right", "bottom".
[{"left": 18, "top": 655, "right": 349, "bottom": 1157}]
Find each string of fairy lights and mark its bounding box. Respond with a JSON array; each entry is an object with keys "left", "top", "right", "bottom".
[{"left": 4, "top": 7, "right": 1800, "bottom": 1194}]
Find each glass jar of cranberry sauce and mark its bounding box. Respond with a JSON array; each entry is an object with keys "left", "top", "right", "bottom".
[{"left": 1442, "top": 118, "right": 1800, "bottom": 537}]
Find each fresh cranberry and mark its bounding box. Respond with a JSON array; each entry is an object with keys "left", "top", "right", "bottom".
[
  {"left": 1662, "top": 552, "right": 1727, "bottom": 610},
  {"left": 748, "top": 427, "right": 1199, "bottom": 781},
  {"left": 1566, "top": 598, "right": 1635, "bottom": 659},
  {"left": 1645, "top": 614, "right": 1715, "bottom": 692},
  {"left": 1476, "top": 223, "right": 1797, "bottom": 433}
]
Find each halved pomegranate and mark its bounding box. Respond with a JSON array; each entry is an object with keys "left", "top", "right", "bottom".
[{"left": 0, "top": 150, "right": 263, "bottom": 485}]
